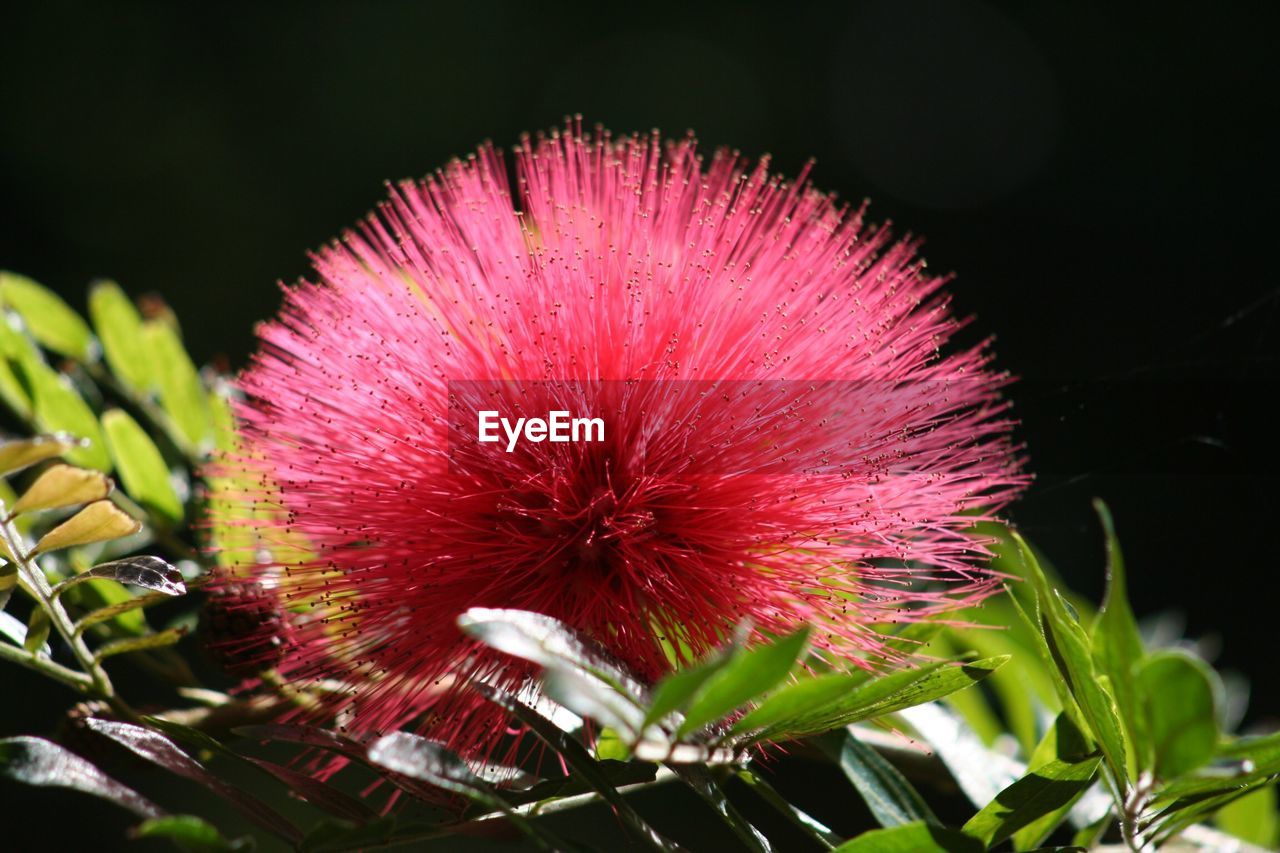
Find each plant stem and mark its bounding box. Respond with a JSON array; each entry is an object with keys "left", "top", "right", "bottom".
[
  {"left": 0, "top": 506, "right": 135, "bottom": 719},
  {"left": 0, "top": 639, "right": 93, "bottom": 689}
]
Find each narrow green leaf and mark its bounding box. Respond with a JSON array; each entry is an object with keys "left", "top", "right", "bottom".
[
  {"left": 0, "top": 735, "right": 163, "bottom": 818},
  {"left": 144, "top": 320, "right": 213, "bottom": 450},
  {"left": 1017, "top": 533, "right": 1130, "bottom": 787},
  {"left": 833, "top": 820, "right": 982, "bottom": 852},
  {"left": 131, "top": 815, "right": 250, "bottom": 852},
  {"left": 1, "top": 610, "right": 51, "bottom": 656},
  {"left": 962, "top": 755, "right": 1101, "bottom": 849},
  {"left": 88, "top": 281, "right": 153, "bottom": 393},
  {"left": 1136, "top": 650, "right": 1220, "bottom": 780},
  {"left": 1010, "top": 713, "right": 1096, "bottom": 851},
  {"left": 644, "top": 650, "right": 734, "bottom": 730},
  {"left": 828, "top": 731, "right": 938, "bottom": 828},
  {"left": 733, "top": 671, "right": 868, "bottom": 736},
  {"left": 1215, "top": 784, "right": 1279, "bottom": 848},
  {"left": 678, "top": 627, "right": 810, "bottom": 735},
  {"left": 745, "top": 656, "right": 1008, "bottom": 743},
  {"left": 93, "top": 627, "right": 186, "bottom": 661},
  {"left": 0, "top": 271, "right": 95, "bottom": 361},
  {"left": 1090, "top": 500, "right": 1147, "bottom": 776},
  {"left": 17, "top": 359, "right": 111, "bottom": 471},
  {"left": 23, "top": 606, "right": 51, "bottom": 654},
  {"left": 101, "top": 409, "right": 184, "bottom": 523}
]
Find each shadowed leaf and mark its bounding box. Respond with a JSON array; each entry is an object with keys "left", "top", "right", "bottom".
[
  {"left": 0, "top": 735, "right": 163, "bottom": 818},
  {"left": 85, "top": 719, "right": 300, "bottom": 843}
]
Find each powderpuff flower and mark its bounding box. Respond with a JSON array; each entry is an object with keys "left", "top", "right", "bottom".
[{"left": 212, "top": 121, "right": 1025, "bottom": 758}]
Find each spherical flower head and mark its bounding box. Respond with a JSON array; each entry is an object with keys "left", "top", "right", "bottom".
[{"left": 211, "top": 121, "right": 1026, "bottom": 757}]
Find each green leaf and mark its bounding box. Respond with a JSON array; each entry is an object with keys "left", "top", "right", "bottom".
[
  {"left": 827, "top": 731, "right": 938, "bottom": 828},
  {"left": 733, "top": 671, "right": 869, "bottom": 736},
  {"left": 0, "top": 735, "right": 163, "bottom": 818},
  {"left": 743, "top": 656, "right": 1008, "bottom": 743},
  {"left": 144, "top": 320, "right": 213, "bottom": 451},
  {"left": 17, "top": 359, "right": 111, "bottom": 471},
  {"left": 88, "top": 281, "right": 153, "bottom": 393},
  {"left": 1136, "top": 650, "right": 1220, "bottom": 780},
  {"left": 101, "top": 408, "right": 184, "bottom": 523},
  {"left": 643, "top": 649, "right": 734, "bottom": 730},
  {"left": 0, "top": 271, "right": 95, "bottom": 361},
  {"left": 1215, "top": 784, "right": 1279, "bottom": 848},
  {"left": 833, "top": 820, "right": 982, "bottom": 853},
  {"left": 678, "top": 627, "right": 810, "bottom": 735},
  {"left": 93, "top": 627, "right": 186, "bottom": 661},
  {"left": 962, "top": 754, "right": 1101, "bottom": 849},
  {"left": 1017, "top": 533, "right": 1130, "bottom": 787},
  {"left": 1, "top": 610, "right": 51, "bottom": 656},
  {"left": 23, "top": 606, "right": 51, "bottom": 654},
  {"left": 1090, "top": 500, "right": 1147, "bottom": 776},
  {"left": 0, "top": 316, "right": 37, "bottom": 417},
  {"left": 1010, "top": 713, "right": 1097, "bottom": 851},
  {"left": 131, "top": 815, "right": 251, "bottom": 852}
]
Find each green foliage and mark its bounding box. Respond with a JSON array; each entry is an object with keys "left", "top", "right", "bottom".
[{"left": 0, "top": 271, "right": 1276, "bottom": 851}]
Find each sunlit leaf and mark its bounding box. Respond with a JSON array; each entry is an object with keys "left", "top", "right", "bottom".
[
  {"left": 32, "top": 499, "right": 141, "bottom": 554},
  {"left": 1136, "top": 650, "right": 1220, "bottom": 780},
  {"left": 16, "top": 359, "right": 111, "bottom": 471},
  {"left": 144, "top": 320, "right": 213, "bottom": 451},
  {"left": 0, "top": 316, "right": 37, "bottom": 417},
  {"left": 743, "top": 656, "right": 1007, "bottom": 743},
  {"left": 832, "top": 820, "right": 981, "bottom": 852},
  {"left": 0, "top": 735, "right": 163, "bottom": 818},
  {"left": 458, "top": 607, "right": 647, "bottom": 702},
  {"left": 678, "top": 627, "right": 810, "bottom": 735},
  {"left": 643, "top": 647, "right": 735, "bottom": 731},
  {"left": 1215, "top": 784, "right": 1279, "bottom": 848},
  {"left": 102, "top": 409, "right": 183, "bottom": 523},
  {"left": 1090, "top": 500, "right": 1147, "bottom": 777},
  {"left": 88, "top": 281, "right": 153, "bottom": 393},
  {"left": 0, "top": 433, "right": 83, "bottom": 476},
  {"left": 10, "top": 463, "right": 111, "bottom": 515},
  {"left": 1009, "top": 713, "right": 1097, "bottom": 851},
  {"left": 1017, "top": 533, "right": 1130, "bottom": 786},
  {"left": 0, "top": 271, "right": 96, "bottom": 361},
  {"left": 962, "top": 755, "right": 1101, "bottom": 849},
  {"left": 85, "top": 719, "right": 300, "bottom": 843}
]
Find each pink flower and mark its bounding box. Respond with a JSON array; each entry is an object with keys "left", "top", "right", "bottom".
[{"left": 212, "top": 121, "right": 1025, "bottom": 757}]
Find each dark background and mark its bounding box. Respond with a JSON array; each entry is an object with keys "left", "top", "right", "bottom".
[{"left": 2, "top": 0, "right": 1277, "bottom": 847}]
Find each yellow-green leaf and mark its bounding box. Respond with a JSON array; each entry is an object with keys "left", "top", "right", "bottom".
[
  {"left": 0, "top": 272, "right": 95, "bottom": 361},
  {"left": 32, "top": 500, "right": 141, "bottom": 555},
  {"left": 0, "top": 434, "right": 83, "bottom": 477},
  {"left": 17, "top": 360, "right": 111, "bottom": 472},
  {"left": 10, "top": 463, "right": 111, "bottom": 515},
  {"left": 88, "top": 281, "right": 152, "bottom": 393},
  {"left": 144, "top": 321, "right": 212, "bottom": 451},
  {"left": 101, "top": 409, "right": 183, "bottom": 524}
]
